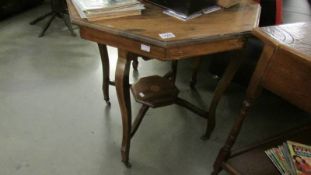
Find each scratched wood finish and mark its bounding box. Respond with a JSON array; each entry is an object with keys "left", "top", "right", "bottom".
[
  {"left": 212, "top": 23, "right": 311, "bottom": 175},
  {"left": 67, "top": 0, "right": 260, "bottom": 47}
]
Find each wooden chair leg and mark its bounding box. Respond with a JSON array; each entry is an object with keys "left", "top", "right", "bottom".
[
  {"left": 98, "top": 44, "right": 111, "bottom": 105},
  {"left": 190, "top": 58, "right": 202, "bottom": 88},
  {"left": 131, "top": 105, "right": 149, "bottom": 138}
]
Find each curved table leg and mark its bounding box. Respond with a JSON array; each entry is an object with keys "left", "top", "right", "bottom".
[
  {"left": 115, "top": 49, "right": 133, "bottom": 167},
  {"left": 202, "top": 53, "right": 244, "bottom": 140},
  {"left": 98, "top": 44, "right": 110, "bottom": 105}
]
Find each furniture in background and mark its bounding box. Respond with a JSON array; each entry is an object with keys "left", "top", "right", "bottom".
[
  {"left": 0, "top": 0, "right": 43, "bottom": 20},
  {"left": 67, "top": 0, "right": 260, "bottom": 166},
  {"left": 30, "top": 0, "right": 75, "bottom": 37},
  {"left": 212, "top": 22, "right": 311, "bottom": 175},
  {"left": 190, "top": 0, "right": 284, "bottom": 88}
]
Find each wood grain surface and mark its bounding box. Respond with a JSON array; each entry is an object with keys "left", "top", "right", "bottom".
[
  {"left": 253, "top": 22, "right": 311, "bottom": 65},
  {"left": 67, "top": 0, "right": 260, "bottom": 47}
]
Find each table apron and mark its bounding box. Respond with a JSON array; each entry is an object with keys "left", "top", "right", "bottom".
[{"left": 80, "top": 27, "right": 245, "bottom": 61}]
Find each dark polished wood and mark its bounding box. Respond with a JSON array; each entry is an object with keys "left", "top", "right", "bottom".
[
  {"left": 131, "top": 75, "right": 179, "bottom": 108},
  {"left": 212, "top": 22, "right": 311, "bottom": 175},
  {"left": 130, "top": 75, "right": 208, "bottom": 139},
  {"left": 66, "top": 0, "right": 261, "bottom": 166},
  {"left": 115, "top": 49, "right": 135, "bottom": 167},
  {"left": 202, "top": 50, "right": 246, "bottom": 140}
]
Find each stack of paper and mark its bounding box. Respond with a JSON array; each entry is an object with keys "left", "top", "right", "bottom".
[
  {"left": 163, "top": 6, "right": 221, "bottom": 21},
  {"left": 72, "top": 0, "right": 145, "bottom": 21}
]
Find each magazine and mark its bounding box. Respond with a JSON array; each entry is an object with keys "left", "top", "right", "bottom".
[
  {"left": 265, "top": 141, "right": 311, "bottom": 175},
  {"left": 287, "top": 141, "right": 311, "bottom": 175}
]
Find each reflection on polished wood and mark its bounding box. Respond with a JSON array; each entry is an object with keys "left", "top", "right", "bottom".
[
  {"left": 66, "top": 0, "right": 261, "bottom": 166},
  {"left": 212, "top": 22, "right": 311, "bottom": 175},
  {"left": 68, "top": 0, "right": 260, "bottom": 48}
]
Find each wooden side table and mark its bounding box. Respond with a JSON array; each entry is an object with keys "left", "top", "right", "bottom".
[
  {"left": 66, "top": 0, "right": 260, "bottom": 166},
  {"left": 212, "top": 22, "right": 311, "bottom": 175}
]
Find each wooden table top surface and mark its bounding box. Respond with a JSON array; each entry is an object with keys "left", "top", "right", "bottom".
[
  {"left": 67, "top": 0, "right": 260, "bottom": 47},
  {"left": 253, "top": 22, "right": 311, "bottom": 65}
]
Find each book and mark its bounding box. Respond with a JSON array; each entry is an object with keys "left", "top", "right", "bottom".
[
  {"left": 163, "top": 5, "right": 221, "bottom": 21},
  {"left": 72, "top": 0, "right": 144, "bottom": 21},
  {"left": 85, "top": 4, "right": 145, "bottom": 16},
  {"left": 74, "top": 0, "right": 139, "bottom": 11},
  {"left": 85, "top": 10, "right": 142, "bottom": 21}
]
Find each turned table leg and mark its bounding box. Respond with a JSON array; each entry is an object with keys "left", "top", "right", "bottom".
[
  {"left": 115, "top": 49, "right": 134, "bottom": 167},
  {"left": 98, "top": 44, "right": 110, "bottom": 105},
  {"left": 211, "top": 44, "right": 276, "bottom": 174},
  {"left": 211, "top": 99, "right": 254, "bottom": 174}
]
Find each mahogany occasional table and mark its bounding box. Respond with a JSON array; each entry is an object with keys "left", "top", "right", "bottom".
[{"left": 66, "top": 0, "right": 260, "bottom": 167}]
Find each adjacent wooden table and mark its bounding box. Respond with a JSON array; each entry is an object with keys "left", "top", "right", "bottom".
[
  {"left": 67, "top": 0, "right": 261, "bottom": 166},
  {"left": 212, "top": 22, "right": 311, "bottom": 175}
]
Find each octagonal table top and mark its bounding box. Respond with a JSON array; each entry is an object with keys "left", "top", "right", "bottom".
[{"left": 67, "top": 0, "right": 261, "bottom": 47}]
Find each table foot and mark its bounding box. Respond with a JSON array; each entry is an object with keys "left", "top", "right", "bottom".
[
  {"left": 122, "top": 160, "right": 132, "bottom": 168},
  {"left": 190, "top": 80, "right": 197, "bottom": 89},
  {"left": 105, "top": 100, "right": 111, "bottom": 106},
  {"left": 200, "top": 134, "right": 210, "bottom": 140}
]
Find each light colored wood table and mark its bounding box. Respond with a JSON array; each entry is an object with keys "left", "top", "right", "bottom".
[
  {"left": 67, "top": 0, "right": 261, "bottom": 166},
  {"left": 212, "top": 22, "right": 311, "bottom": 175}
]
